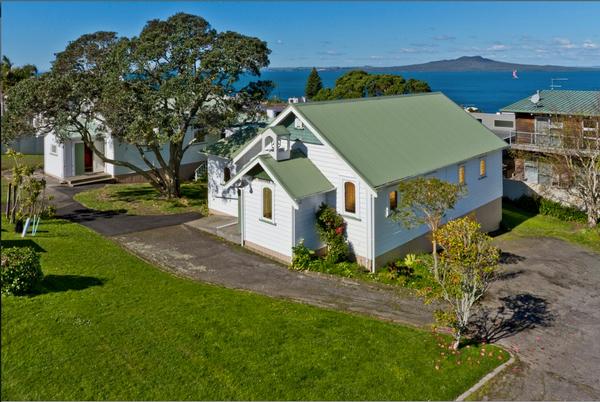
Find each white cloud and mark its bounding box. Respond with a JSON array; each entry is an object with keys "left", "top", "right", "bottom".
[
  {"left": 583, "top": 40, "right": 598, "bottom": 49},
  {"left": 487, "top": 44, "right": 510, "bottom": 51},
  {"left": 554, "top": 37, "right": 577, "bottom": 49}
]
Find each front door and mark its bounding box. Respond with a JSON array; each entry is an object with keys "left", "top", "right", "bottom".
[
  {"left": 84, "top": 145, "right": 93, "bottom": 172},
  {"left": 74, "top": 143, "right": 85, "bottom": 175}
]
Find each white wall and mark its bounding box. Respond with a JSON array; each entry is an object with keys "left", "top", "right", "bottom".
[
  {"left": 43, "top": 132, "right": 65, "bottom": 179},
  {"left": 207, "top": 155, "right": 238, "bottom": 216},
  {"left": 374, "top": 150, "right": 503, "bottom": 257},
  {"left": 111, "top": 128, "right": 212, "bottom": 176},
  {"left": 243, "top": 178, "right": 294, "bottom": 258},
  {"left": 294, "top": 193, "right": 327, "bottom": 250},
  {"left": 303, "top": 142, "right": 371, "bottom": 259}
]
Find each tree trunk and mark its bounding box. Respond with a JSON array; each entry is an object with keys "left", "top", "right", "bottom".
[
  {"left": 588, "top": 210, "right": 598, "bottom": 228},
  {"left": 431, "top": 238, "right": 439, "bottom": 281}
]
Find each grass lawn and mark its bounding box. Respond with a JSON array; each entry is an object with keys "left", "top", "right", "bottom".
[
  {"left": 499, "top": 203, "right": 600, "bottom": 253},
  {"left": 0, "top": 153, "right": 44, "bottom": 172},
  {"left": 1, "top": 216, "right": 507, "bottom": 400},
  {"left": 74, "top": 181, "right": 208, "bottom": 215}
]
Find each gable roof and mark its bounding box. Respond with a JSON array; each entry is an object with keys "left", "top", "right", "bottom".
[
  {"left": 227, "top": 150, "right": 334, "bottom": 203},
  {"left": 291, "top": 92, "right": 507, "bottom": 189},
  {"left": 500, "top": 90, "right": 600, "bottom": 116},
  {"left": 203, "top": 126, "right": 264, "bottom": 159}
]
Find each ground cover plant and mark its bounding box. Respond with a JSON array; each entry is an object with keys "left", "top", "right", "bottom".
[
  {"left": 1, "top": 216, "right": 507, "bottom": 400},
  {"left": 74, "top": 181, "right": 208, "bottom": 216}
]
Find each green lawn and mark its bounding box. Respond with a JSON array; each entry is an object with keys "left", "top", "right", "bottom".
[
  {"left": 499, "top": 203, "right": 600, "bottom": 253},
  {"left": 74, "top": 182, "right": 208, "bottom": 215},
  {"left": 0, "top": 153, "right": 43, "bottom": 172},
  {"left": 1, "top": 216, "right": 507, "bottom": 400}
]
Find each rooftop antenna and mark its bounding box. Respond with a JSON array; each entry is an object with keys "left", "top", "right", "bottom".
[{"left": 550, "top": 77, "right": 568, "bottom": 90}]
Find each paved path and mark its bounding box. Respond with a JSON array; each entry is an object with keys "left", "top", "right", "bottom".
[
  {"left": 477, "top": 237, "right": 600, "bottom": 401},
  {"left": 115, "top": 224, "right": 435, "bottom": 327},
  {"left": 49, "top": 182, "right": 202, "bottom": 236}
]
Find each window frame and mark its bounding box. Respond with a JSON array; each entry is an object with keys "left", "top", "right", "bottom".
[
  {"left": 342, "top": 179, "right": 358, "bottom": 217},
  {"left": 223, "top": 166, "right": 231, "bottom": 183},
  {"left": 479, "top": 158, "right": 487, "bottom": 179},
  {"left": 50, "top": 143, "right": 58, "bottom": 156},
  {"left": 261, "top": 185, "right": 275, "bottom": 223},
  {"left": 458, "top": 164, "right": 466, "bottom": 185},
  {"left": 387, "top": 190, "right": 398, "bottom": 216}
]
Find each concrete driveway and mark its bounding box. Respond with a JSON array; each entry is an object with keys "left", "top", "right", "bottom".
[{"left": 476, "top": 237, "right": 600, "bottom": 401}]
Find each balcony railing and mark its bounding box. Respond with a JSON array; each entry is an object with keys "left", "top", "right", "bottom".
[{"left": 504, "top": 130, "right": 600, "bottom": 153}]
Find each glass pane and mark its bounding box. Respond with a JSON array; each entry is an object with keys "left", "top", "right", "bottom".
[
  {"left": 344, "top": 182, "right": 356, "bottom": 213},
  {"left": 263, "top": 188, "right": 272, "bottom": 219}
]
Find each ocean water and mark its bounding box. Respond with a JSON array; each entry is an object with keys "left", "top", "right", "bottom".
[{"left": 241, "top": 69, "right": 600, "bottom": 113}]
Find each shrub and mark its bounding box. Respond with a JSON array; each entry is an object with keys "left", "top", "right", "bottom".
[
  {"left": 315, "top": 203, "right": 349, "bottom": 263},
  {"left": 1, "top": 246, "right": 43, "bottom": 295},
  {"left": 507, "top": 195, "right": 588, "bottom": 223},
  {"left": 291, "top": 240, "right": 315, "bottom": 270}
]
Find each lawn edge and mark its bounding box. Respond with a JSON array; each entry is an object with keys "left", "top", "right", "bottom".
[{"left": 455, "top": 350, "right": 515, "bottom": 401}]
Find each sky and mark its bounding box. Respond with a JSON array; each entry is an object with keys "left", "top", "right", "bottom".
[{"left": 2, "top": 1, "right": 600, "bottom": 70}]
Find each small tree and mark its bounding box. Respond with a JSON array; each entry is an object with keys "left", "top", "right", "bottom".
[
  {"left": 433, "top": 217, "right": 500, "bottom": 349},
  {"left": 391, "top": 177, "right": 465, "bottom": 280},
  {"left": 305, "top": 67, "right": 323, "bottom": 99}
]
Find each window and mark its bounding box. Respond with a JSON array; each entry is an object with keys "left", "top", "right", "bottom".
[
  {"left": 50, "top": 144, "right": 58, "bottom": 155},
  {"left": 262, "top": 187, "right": 273, "bottom": 220},
  {"left": 494, "top": 120, "right": 514, "bottom": 128},
  {"left": 223, "top": 167, "right": 231, "bottom": 182},
  {"left": 458, "top": 165, "right": 466, "bottom": 185},
  {"left": 583, "top": 119, "right": 599, "bottom": 131},
  {"left": 389, "top": 190, "right": 397, "bottom": 211},
  {"left": 344, "top": 181, "right": 356, "bottom": 213},
  {"left": 479, "top": 159, "right": 487, "bottom": 178}
]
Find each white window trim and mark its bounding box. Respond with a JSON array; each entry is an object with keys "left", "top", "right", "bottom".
[
  {"left": 458, "top": 164, "right": 466, "bottom": 185},
  {"left": 260, "top": 182, "right": 276, "bottom": 225},
  {"left": 50, "top": 143, "right": 58, "bottom": 156},
  {"left": 340, "top": 177, "right": 360, "bottom": 219}
]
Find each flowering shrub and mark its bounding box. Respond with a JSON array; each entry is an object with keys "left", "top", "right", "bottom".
[
  {"left": 1, "top": 246, "right": 43, "bottom": 295},
  {"left": 315, "top": 203, "right": 349, "bottom": 263}
]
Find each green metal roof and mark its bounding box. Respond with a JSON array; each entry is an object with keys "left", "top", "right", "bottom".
[
  {"left": 204, "top": 126, "right": 263, "bottom": 159},
  {"left": 500, "top": 90, "right": 600, "bottom": 116},
  {"left": 271, "top": 125, "right": 290, "bottom": 136},
  {"left": 251, "top": 151, "right": 335, "bottom": 200},
  {"left": 292, "top": 92, "right": 507, "bottom": 188}
]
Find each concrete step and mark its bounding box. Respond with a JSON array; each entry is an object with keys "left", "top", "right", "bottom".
[{"left": 67, "top": 174, "right": 115, "bottom": 187}]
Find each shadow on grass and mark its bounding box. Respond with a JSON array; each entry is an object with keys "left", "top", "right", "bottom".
[
  {"left": 468, "top": 293, "right": 555, "bottom": 343},
  {"left": 490, "top": 200, "right": 537, "bottom": 238},
  {"left": 34, "top": 274, "right": 105, "bottom": 295},
  {"left": 1, "top": 239, "right": 46, "bottom": 252}
]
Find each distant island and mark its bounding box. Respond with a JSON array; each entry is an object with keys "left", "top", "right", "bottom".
[{"left": 268, "top": 56, "right": 600, "bottom": 72}]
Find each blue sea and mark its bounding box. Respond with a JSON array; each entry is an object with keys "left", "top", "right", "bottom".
[{"left": 241, "top": 69, "right": 600, "bottom": 113}]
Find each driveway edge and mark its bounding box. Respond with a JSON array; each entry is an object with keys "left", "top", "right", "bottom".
[{"left": 455, "top": 350, "right": 515, "bottom": 401}]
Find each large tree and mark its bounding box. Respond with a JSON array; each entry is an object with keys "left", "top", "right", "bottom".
[
  {"left": 545, "top": 115, "right": 600, "bottom": 227},
  {"left": 2, "top": 13, "right": 272, "bottom": 198},
  {"left": 1, "top": 56, "right": 38, "bottom": 114},
  {"left": 312, "top": 70, "right": 430, "bottom": 101},
  {"left": 305, "top": 67, "right": 323, "bottom": 99}
]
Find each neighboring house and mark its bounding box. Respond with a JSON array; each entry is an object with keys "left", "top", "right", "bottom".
[
  {"left": 44, "top": 123, "right": 214, "bottom": 183},
  {"left": 204, "top": 93, "right": 507, "bottom": 270},
  {"left": 474, "top": 90, "right": 600, "bottom": 203}
]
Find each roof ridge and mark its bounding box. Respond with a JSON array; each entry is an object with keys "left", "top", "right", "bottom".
[{"left": 293, "top": 92, "right": 443, "bottom": 107}]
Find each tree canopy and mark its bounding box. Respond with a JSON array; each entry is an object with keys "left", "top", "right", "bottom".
[
  {"left": 312, "top": 70, "right": 430, "bottom": 101},
  {"left": 1, "top": 56, "right": 38, "bottom": 94},
  {"left": 2, "top": 13, "right": 272, "bottom": 198},
  {"left": 305, "top": 67, "right": 323, "bottom": 99}
]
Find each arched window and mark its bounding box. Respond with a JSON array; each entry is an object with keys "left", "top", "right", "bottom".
[
  {"left": 458, "top": 165, "right": 466, "bottom": 185},
  {"left": 344, "top": 181, "right": 356, "bottom": 213},
  {"left": 389, "top": 190, "right": 397, "bottom": 211},
  {"left": 262, "top": 187, "right": 273, "bottom": 220},
  {"left": 223, "top": 166, "right": 231, "bottom": 182}
]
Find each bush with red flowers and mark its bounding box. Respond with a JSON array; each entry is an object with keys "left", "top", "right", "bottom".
[{"left": 315, "top": 203, "right": 349, "bottom": 263}]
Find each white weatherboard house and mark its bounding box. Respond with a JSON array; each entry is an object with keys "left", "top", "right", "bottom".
[
  {"left": 44, "top": 123, "right": 212, "bottom": 183},
  {"left": 204, "top": 93, "right": 507, "bottom": 270}
]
